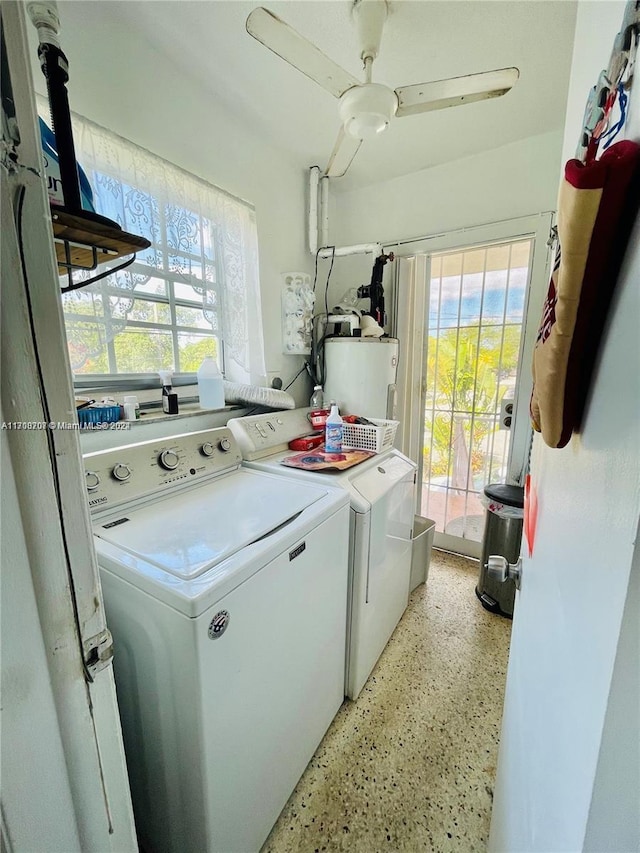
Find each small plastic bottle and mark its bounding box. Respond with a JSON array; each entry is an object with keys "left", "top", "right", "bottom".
[
  {"left": 123, "top": 395, "right": 140, "bottom": 421},
  {"left": 197, "top": 357, "right": 225, "bottom": 409},
  {"left": 324, "top": 404, "right": 343, "bottom": 453},
  {"left": 310, "top": 385, "right": 324, "bottom": 408}
]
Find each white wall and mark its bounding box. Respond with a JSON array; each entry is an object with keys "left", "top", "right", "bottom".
[
  {"left": 564, "top": 4, "right": 640, "bottom": 849},
  {"left": 33, "top": 2, "right": 313, "bottom": 405},
  {"left": 584, "top": 517, "right": 640, "bottom": 852},
  {"left": 325, "top": 129, "right": 563, "bottom": 309},
  {"left": 333, "top": 130, "right": 562, "bottom": 246},
  {"left": 490, "top": 2, "right": 640, "bottom": 850}
]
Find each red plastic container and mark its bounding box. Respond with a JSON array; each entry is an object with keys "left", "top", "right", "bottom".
[
  {"left": 308, "top": 408, "right": 331, "bottom": 430},
  {"left": 288, "top": 433, "right": 324, "bottom": 452}
]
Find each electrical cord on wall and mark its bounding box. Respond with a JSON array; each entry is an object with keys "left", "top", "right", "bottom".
[
  {"left": 312, "top": 246, "right": 321, "bottom": 293},
  {"left": 242, "top": 362, "right": 310, "bottom": 417},
  {"left": 14, "top": 183, "right": 95, "bottom": 685},
  {"left": 283, "top": 362, "right": 308, "bottom": 392},
  {"left": 250, "top": 247, "right": 337, "bottom": 411},
  {"left": 319, "top": 246, "right": 337, "bottom": 389},
  {"left": 307, "top": 246, "right": 337, "bottom": 387},
  {"left": 323, "top": 246, "right": 336, "bottom": 320}
]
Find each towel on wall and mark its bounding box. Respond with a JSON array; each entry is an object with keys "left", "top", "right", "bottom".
[{"left": 530, "top": 140, "right": 640, "bottom": 448}]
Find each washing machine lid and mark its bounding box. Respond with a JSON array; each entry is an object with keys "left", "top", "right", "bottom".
[
  {"left": 93, "top": 468, "right": 324, "bottom": 580},
  {"left": 239, "top": 447, "right": 416, "bottom": 512}
]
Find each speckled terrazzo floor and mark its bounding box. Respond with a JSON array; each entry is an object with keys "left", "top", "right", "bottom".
[{"left": 261, "top": 550, "right": 512, "bottom": 853}]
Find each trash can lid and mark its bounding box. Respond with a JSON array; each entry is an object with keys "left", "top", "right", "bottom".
[{"left": 483, "top": 483, "right": 524, "bottom": 508}]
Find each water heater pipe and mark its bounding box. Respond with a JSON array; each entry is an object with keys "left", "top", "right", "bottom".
[
  {"left": 308, "top": 166, "right": 320, "bottom": 256},
  {"left": 317, "top": 243, "right": 383, "bottom": 258},
  {"left": 307, "top": 168, "right": 382, "bottom": 259},
  {"left": 320, "top": 175, "right": 330, "bottom": 247}
]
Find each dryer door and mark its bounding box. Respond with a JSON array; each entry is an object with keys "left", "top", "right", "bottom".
[
  {"left": 351, "top": 454, "right": 415, "bottom": 541},
  {"left": 347, "top": 454, "right": 415, "bottom": 699}
]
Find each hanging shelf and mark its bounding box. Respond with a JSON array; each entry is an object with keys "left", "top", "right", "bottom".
[{"left": 52, "top": 206, "right": 151, "bottom": 292}]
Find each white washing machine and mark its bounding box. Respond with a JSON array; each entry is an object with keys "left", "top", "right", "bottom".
[
  {"left": 83, "top": 427, "right": 350, "bottom": 853},
  {"left": 228, "top": 409, "right": 416, "bottom": 700}
]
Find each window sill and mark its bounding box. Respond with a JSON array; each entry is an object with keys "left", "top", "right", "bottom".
[
  {"left": 130, "top": 402, "right": 240, "bottom": 425},
  {"left": 79, "top": 402, "right": 250, "bottom": 453}
]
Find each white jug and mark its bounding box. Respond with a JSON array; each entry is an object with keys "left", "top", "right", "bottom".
[{"left": 197, "top": 357, "right": 225, "bottom": 409}]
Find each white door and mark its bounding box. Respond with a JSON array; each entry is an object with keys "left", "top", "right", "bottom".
[
  {"left": 394, "top": 215, "right": 552, "bottom": 557},
  {"left": 490, "top": 4, "right": 640, "bottom": 850}
]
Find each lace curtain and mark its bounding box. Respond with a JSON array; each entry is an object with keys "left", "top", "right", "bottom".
[{"left": 43, "top": 98, "right": 265, "bottom": 384}]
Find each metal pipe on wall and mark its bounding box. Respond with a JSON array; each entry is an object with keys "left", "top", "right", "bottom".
[
  {"left": 320, "top": 175, "right": 329, "bottom": 248},
  {"left": 317, "top": 243, "right": 382, "bottom": 258},
  {"left": 308, "top": 166, "right": 320, "bottom": 256},
  {"left": 307, "top": 168, "right": 381, "bottom": 259}
]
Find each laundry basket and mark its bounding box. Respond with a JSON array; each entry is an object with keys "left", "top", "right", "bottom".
[{"left": 341, "top": 419, "right": 398, "bottom": 453}]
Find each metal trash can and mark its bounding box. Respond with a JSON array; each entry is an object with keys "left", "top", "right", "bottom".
[
  {"left": 410, "top": 516, "right": 436, "bottom": 592},
  {"left": 476, "top": 484, "right": 524, "bottom": 618}
]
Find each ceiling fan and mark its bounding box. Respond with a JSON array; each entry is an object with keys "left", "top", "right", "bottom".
[{"left": 246, "top": 1, "right": 519, "bottom": 177}]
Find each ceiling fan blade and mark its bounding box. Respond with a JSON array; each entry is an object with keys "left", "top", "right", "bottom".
[
  {"left": 325, "top": 127, "right": 362, "bottom": 178},
  {"left": 395, "top": 67, "right": 519, "bottom": 117},
  {"left": 246, "top": 7, "right": 360, "bottom": 99}
]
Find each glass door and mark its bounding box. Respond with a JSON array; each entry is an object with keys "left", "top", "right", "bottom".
[{"left": 420, "top": 240, "right": 533, "bottom": 557}]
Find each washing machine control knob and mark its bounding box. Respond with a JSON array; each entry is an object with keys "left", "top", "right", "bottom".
[
  {"left": 218, "top": 437, "right": 232, "bottom": 452},
  {"left": 112, "top": 463, "right": 132, "bottom": 482},
  {"left": 85, "top": 470, "right": 100, "bottom": 491},
  {"left": 159, "top": 449, "right": 180, "bottom": 470},
  {"left": 201, "top": 442, "right": 215, "bottom": 457}
]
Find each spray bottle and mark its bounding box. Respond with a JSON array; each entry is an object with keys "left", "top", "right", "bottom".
[{"left": 159, "top": 370, "right": 179, "bottom": 415}]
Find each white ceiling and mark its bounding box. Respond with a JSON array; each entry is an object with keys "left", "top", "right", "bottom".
[{"left": 66, "top": 1, "right": 578, "bottom": 193}]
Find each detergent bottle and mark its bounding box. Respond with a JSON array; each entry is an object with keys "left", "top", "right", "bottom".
[{"left": 324, "top": 404, "right": 343, "bottom": 453}]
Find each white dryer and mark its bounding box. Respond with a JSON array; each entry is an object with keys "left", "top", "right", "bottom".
[
  {"left": 84, "top": 427, "right": 350, "bottom": 853},
  {"left": 228, "top": 409, "right": 417, "bottom": 700}
]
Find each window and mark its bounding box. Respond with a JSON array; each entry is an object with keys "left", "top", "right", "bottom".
[
  {"left": 46, "top": 102, "right": 265, "bottom": 385},
  {"left": 64, "top": 190, "right": 223, "bottom": 375}
]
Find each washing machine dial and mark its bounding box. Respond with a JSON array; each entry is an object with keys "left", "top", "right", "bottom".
[
  {"left": 218, "top": 437, "right": 232, "bottom": 453},
  {"left": 112, "top": 463, "right": 132, "bottom": 482},
  {"left": 201, "top": 441, "right": 215, "bottom": 457},
  {"left": 159, "top": 449, "right": 180, "bottom": 470},
  {"left": 85, "top": 470, "right": 100, "bottom": 491}
]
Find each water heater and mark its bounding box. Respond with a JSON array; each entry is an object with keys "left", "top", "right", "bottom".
[{"left": 323, "top": 337, "right": 399, "bottom": 419}]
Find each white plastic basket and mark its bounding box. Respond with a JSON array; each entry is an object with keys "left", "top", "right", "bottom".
[{"left": 342, "top": 418, "right": 399, "bottom": 453}]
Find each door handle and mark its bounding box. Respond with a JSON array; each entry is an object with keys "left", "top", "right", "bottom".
[
  {"left": 386, "top": 384, "right": 397, "bottom": 420},
  {"left": 486, "top": 555, "right": 522, "bottom": 590}
]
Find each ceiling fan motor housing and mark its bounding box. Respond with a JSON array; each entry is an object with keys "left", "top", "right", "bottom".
[{"left": 340, "top": 83, "right": 398, "bottom": 139}]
